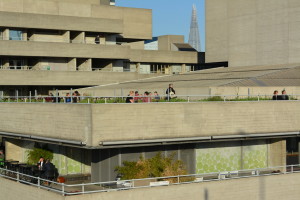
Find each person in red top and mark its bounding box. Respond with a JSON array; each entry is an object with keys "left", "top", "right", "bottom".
[{"left": 142, "top": 91, "right": 151, "bottom": 103}]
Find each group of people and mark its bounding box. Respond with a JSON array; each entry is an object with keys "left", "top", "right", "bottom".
[
  {"left": 126, "top": 90, "right": 160, "bottom": 103},
  {"left": 45, "top": 91, "right": 81, "bottom": 103},
  {"left": 126, "top": 84, "right": 176, "bottom": 103},
  {"left": 272, "top": 89, "right": 289, "bottom": 100}
]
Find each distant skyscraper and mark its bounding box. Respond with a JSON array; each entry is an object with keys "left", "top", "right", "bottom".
[{"left": 188, "top": 5, "right": 201, "bottom": 52}]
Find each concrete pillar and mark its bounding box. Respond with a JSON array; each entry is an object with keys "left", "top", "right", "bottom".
[
  {"left": 62, "top": 31, "right": 70, "bottom": 43},
  {"left": 268, "top": 139, "right": 286, "bottom": 171},
  {"left": 77, "top": 58, "right": 92, "bottom": 71},
  {"left": 2, "top": 58, "right": 9, "bottom": 69},
  {"left": 22, "top": 31, "right": 27, "bottom": 41},
  {"left": 3, "top": 29, "right": 9, "bottom": 40},
  {"left": 100, "top": 35, "right": 106, "bottom": 44},
  {"left": 72, "top": 32, "right": 85, "bottom": 44},
  {"left": 137, "top": 62, "right": 140, "bottom": 73},
  {"left": 67, "top": 58, "right": 76, "bottom": 71},
  {"left": 181, "top": 64, "right": 186, "bottom": 74}
]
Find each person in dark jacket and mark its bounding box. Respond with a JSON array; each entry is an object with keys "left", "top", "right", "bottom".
[
  {"left": 272, "top": 90, "right": 279, "bottom": 100},
  {"left": 280, "top": 89, "right": 289, "bottom": 100},
  {"left": 166, "top": 83, "right": 176, "bottom": 100}
]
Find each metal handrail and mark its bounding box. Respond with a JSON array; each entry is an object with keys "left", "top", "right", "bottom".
[
  {"left": 0, "top": 164, "right": 299, "bottom": 196},
  {"left": 0, "top": 94, "right": 299, "bottom": 104}
]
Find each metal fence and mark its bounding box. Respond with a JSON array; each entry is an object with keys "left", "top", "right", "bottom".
[
  {"left": 1, "top": 164, "right": 300, "bottom": 196},
  {"left": 0, "top": 94, "right": 299, "bottom": 104}
]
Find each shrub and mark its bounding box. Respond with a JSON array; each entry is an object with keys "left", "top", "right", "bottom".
[{"left": 115, "top": 152, "right": 188, "bottom": 181}]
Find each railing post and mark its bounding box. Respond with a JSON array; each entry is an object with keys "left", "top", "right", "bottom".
[
  {"left": 29, "top": 91, "right": 32, "bottom": 103},
  {"left": 258, "top": 94, "right": 260, "bottom": 101},
  {"left": 291, "top": 165, "right": 294, "bottom": 173},
  {"left": 82, "top": 184, "right": 85, "bottom": 194},
  {"left": 88, "top": 98, "right": 90, "bottom": 104},
  {"left": 187, "top": 96, "right": 190, "bottom": 102},
  {"left": 38, "top": 177, "right": 40, "bottom": 188},
  {"left": 17, "top": 171, "right": 19, "bottom": 182},
  {"left": 62, "top": 183, "right": 65, "bottom": 196},
  {"left": 70, "top": 88, "right": 73, "bottom": 103},
  {"left": 223, "top": 96, "right": 226, "bottom": 102},
  {"left": 177, "top": 175, "right": 180, "bottom": 183},
  {"left": 105, "top": 98, "right": 107, "bottom": 104},
  {"left": 16, "top": 90, "right": 18, "bottom": 102}
]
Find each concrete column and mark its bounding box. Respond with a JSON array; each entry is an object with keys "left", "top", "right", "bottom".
[
  {"left": 2, "top": 58, "right": 9, "bottom": 69},
  {"left": 22, "top": 31, "right": 27, "bottom": 41},
  {"left": 77, "top": 58, "right": 92, "bottom": 71},
  {"left": 137, "top": 62, "right": 140, "bottom": 73},
  {"left": 3, "top": 29, "right": 9, "bottom": 40},
  {"left": 72, "top": 32, "right": 85, "bottom": 44},
  {"left": 62, "top": 31, "right": 70, "bottom": 43},
  {"left": 67, "top": 58, "right": 76, "bottom": 71},
  {"left": 181, "top": 64, "right": 186, "bottom": 73},
  {"left": 268, "top": 139, "right": 286, "bottom": 171},
  {"left": 100, "top": 35, "right": 106, "bottom": 44}
]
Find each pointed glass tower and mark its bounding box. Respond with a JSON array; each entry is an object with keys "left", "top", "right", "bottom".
[{"left": 188, "top": 5, "right": 201, "bottom": 52}]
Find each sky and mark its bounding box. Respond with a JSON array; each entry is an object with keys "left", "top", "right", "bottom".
[{"left": 116, "top": 0, "right": 205, "bottom": 52}]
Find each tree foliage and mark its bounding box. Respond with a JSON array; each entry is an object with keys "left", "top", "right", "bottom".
[{"left": 115, "top": 152, "right": 188, "bottom": 180}]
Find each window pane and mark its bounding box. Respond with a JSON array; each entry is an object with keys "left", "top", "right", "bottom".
[{"left": 9, "top": 30, "right": 22, "bottom": 40}]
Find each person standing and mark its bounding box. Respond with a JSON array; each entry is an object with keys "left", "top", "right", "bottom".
[
  {"left": 166, "top": 83, "right": 176, "bottom": 101},
  {"left": 126, "top": 91, "right": 134, "bottom": 103},
  {"left": 95, "top": 35, "right": 100, "bottom": 44},
  {"left": 280, "top": 89, "right": 289, "bottom": 100},
  {"left": 272, "top": 90, "right": 279, "bottom": 100}
]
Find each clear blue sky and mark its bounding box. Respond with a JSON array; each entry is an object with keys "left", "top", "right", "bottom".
[{"left": 116, "top": 0, "right": 205, "bottom": 52}]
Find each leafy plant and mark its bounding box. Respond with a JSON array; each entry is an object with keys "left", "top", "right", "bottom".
[
  {"left": 115, "top": 152, "right": 188, "bottom": 182},
  {"left": 26, "top": 147, "right": 53, "bottom": 165}
]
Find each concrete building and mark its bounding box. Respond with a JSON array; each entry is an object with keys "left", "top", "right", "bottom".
[
  {"left": 0, "top": 0, "right": 199, "bottom": 95},
  {"left": 206, "top": 0, "right": 300, "bottom": 67},
  {"left": 0, "top": 1, "right": 299, "bottom": 199}
]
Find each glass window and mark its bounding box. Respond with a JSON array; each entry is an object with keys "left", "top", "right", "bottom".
[{"left": 9, "top": 30, "right": 22, "bottom": 40}]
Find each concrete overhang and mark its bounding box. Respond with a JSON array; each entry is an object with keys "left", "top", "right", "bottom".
[
  {"left": 0, "top": 101, "right": 299, "bottom": 148},
  {"left": 0, "top": 40, "right": 130, "bottom": 59},
  {"left": 0, "top": 11, "right": 123, "bottom": 33}
]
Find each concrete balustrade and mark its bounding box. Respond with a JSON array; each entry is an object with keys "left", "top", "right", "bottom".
[{"left": 0, "top": 101, "right": 299, "bottom": 147}]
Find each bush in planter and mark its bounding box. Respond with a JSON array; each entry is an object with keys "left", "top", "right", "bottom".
[{"left": 115, "top": 152, "right": 188, "bottom": 182}]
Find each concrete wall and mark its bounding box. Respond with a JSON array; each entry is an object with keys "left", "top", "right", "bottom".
[
  {"left": 0, "top": 101, "right": 299, "bottom": 147},
  {"left": 206, "top": 0, "right": 300, "bottom": 67},
  {"left": 0, "top": 0, "right": 152, "bottom": 40},
  {"left": 158, "top": 35, "right": 185, "bottom": 51},
  {"left": 0, "top": 177, "right": 64, "bottom": 200},
  {"left": 0, "top": 70, "right": 158, "bottom": 86},
  {"left": 130, "top": 49, "right": 198, "bottom": 64},
  {"left": 2, "top": 172, "right": 300, "bottom": 200},
  {"left": 0, "top": 41, "right": 129, "bottom": 59},
  {"left": 0, "top": 11, "right": 123, "bottom": 33}
]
